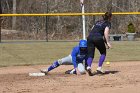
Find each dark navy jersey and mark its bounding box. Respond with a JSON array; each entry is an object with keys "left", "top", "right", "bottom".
[
  {"left": 89, "top": 20, "right": 111, "bottom": 37},
  {"left": 71, "top": 46, "right": 87, "bottom": 68}
]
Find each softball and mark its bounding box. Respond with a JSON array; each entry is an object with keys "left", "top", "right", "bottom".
[{"left": 106, "top": 61, "right": 110, "bottom": 65}]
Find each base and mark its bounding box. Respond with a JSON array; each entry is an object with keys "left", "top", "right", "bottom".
[{"left": 29, "top": 72, "right": 46, "bottom": 76}]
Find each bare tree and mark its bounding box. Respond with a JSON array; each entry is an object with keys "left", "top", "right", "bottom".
[{"left": 1, "top": 0, "right": 140, "bottom": 40}]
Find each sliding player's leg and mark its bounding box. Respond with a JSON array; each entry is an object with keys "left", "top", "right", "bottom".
[{"left": 40, "top": 55, "right": 72, "bottom": 74}]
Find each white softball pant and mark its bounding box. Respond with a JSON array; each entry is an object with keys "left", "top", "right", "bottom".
[{"left": 58, "top": 55, "right": 86, "bottom": 74}]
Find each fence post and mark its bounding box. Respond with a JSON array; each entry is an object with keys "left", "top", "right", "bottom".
[
  {"left": 12, "top": 0, "right": 16, "bottom": 30},
  {"left": 0, "top": 1, "right": 2, "bottom": 43},
  {"left": 45, "top": 1, "right": 49, "bottom": 42}
]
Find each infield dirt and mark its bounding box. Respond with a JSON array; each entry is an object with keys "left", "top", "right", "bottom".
[{"left": 0, "top": 61, "right": 140, "bottom": 93}]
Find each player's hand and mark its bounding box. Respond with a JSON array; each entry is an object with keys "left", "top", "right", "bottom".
[{"left": 107, "top": 42, "right": 112, "bottom": 49}]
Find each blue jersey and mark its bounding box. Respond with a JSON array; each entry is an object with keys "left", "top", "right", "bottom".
[{"left": 71, "top": 46, "right": 87, "bottom": 68}]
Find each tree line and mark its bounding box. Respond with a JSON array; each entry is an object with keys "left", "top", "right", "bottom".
[{"left": 0, "top": 0, "right": 140, "bottom": 40}]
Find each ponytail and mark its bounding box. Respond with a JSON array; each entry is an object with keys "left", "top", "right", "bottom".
[{"left": 102, "top": 12, "right": 112, "bottom": 20}]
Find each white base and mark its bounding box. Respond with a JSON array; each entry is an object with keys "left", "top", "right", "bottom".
[{"left": 29, "top": 72, "right": 45, "bottom": 76}]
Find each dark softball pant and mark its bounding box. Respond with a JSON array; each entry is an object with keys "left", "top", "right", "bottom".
[{"left": 87, "top": 36, "right": 106, "bottom": 58}]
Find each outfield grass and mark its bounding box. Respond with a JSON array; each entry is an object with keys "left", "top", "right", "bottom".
[{"left": 0, "top": 40, "right": 140, "bottom": 67}]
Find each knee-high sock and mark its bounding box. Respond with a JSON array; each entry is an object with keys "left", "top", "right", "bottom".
[
  {"left": 48, "top": 61, "right": 60, "bottom": 72},
  {"left": 87, "top": 57, "right": 93, "bottom": 67},
  {"left": 98, "top": 54, "right": 106, "bottom": 67}
]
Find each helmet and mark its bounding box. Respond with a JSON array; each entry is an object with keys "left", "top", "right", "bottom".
[{"left": 79, "top": 40, "right": 87, "bottom": 47}]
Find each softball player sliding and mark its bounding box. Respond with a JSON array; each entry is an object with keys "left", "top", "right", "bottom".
[
  {"left": 86, "top": 12, "right": 112, "bottom": 76},
  {"left": 41, "top": 40, "right": 88, "bottom": 75}
]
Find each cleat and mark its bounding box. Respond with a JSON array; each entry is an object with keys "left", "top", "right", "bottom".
[
  {"left": 40, "top": 69, "right": 48, "bottom": 75},
  {"left": 65, "top": 69, "right": 76, "bottom": 74},
  {"left": 86, "top": 67, "right": 93, "bottom": 76},
  {"left": 96, "top": 67, "right": 105, "bottom": 75},
  {"left": 65, "top": 70, "right": 72, "bottom": 74}
]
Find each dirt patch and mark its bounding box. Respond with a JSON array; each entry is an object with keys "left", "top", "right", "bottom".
[{"left": 0, "top": 61, "right": 140, "bottom": 93}]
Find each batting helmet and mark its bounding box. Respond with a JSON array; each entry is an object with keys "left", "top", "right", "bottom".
[{"left": 79, "top": 40, "right": 87, "bottom": 47}]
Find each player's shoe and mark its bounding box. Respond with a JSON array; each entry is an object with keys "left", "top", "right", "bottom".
[
  {"left": 40, "top": 69, "right": 48, "bottom": 75},
  {"left": 65, "top": 69, "right": 76, "bottom": 74},
  {"left": 65, "top": 70, "right": 72, "bottom": 74},
  {"left": 86, "top": 67, "right": 93, "bottom": 76},
  {"left": 96, "top": 67, "right": 105, "bottom": 74}
]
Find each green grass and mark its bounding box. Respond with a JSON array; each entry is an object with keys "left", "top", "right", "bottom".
[
  {"left": 107, "top": 41, "right": 140, "bottom": 62},
  {"left": 0, "top": 40, "right": 140, "bottom": 67}
]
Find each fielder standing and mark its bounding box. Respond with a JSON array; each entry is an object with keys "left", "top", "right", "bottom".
[{"left": 86, "top": 12, "right": 112, "bottom": 76}]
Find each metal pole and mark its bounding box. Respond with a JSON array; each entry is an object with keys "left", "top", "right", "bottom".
[
  {"left": 0, "top": 1, "right": 2, "bottom": 43},
  {"left": 45, "top": 16, "right": 48, "bottom": 42},
  {"left": 80, "top": 0, "right": 86, "bottom": 40},
  {"left": 0, "top": 17, "right": 1, "bottom": 43},
  {"left": 45, "top": 1, "right": 49, "bottom": 42},
  {"left": 12, "top": 0, "right": 16, "bottom": 30},
  {"left": 82, "top": 5, "right": 86, "bottom": 40}
]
